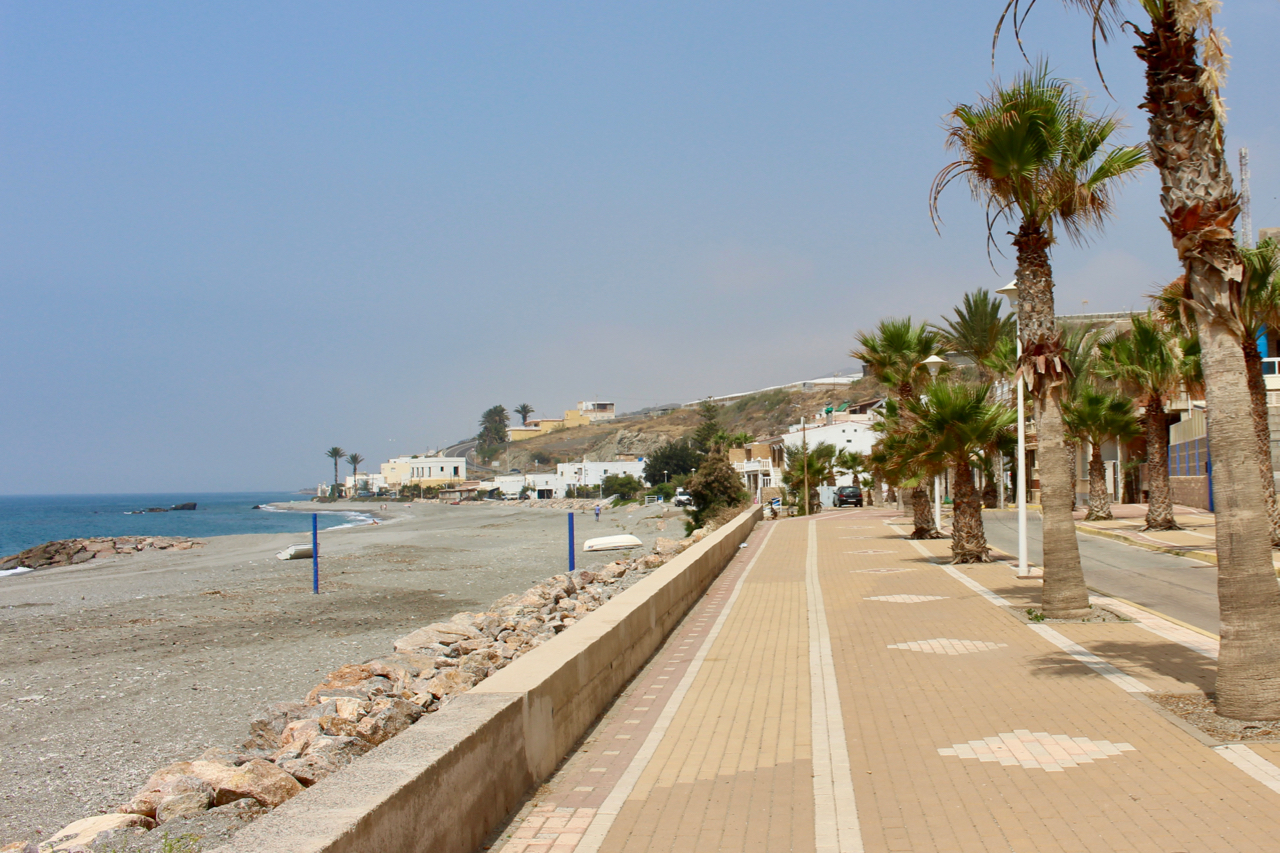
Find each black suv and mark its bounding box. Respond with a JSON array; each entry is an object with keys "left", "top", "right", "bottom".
[{"left": 834, "top": 485, "right": 863, "bottom": 507}]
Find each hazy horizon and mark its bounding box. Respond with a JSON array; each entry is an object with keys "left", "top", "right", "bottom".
[{"left": 4, "top": 2, "right": 1277, "bottom": 494}]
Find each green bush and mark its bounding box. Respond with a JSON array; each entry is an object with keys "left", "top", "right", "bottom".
[{"left": 603, "top": 474, "right": 644, "bottom": 500}]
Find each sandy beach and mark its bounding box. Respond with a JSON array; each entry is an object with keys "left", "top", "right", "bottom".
[{"left": 0, "top": 499, "right": 681, "bottom": 845}]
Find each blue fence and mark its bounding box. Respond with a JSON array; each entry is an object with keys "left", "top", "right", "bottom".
[{"left": 1168, "top": 437, "right": 1209, "bottom": 477}]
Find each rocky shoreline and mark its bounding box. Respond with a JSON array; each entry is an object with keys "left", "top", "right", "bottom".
[
  {"left": 14, "top": 526, "right": 709, "bottom": 852},
  {"left": 0, "top": 537, "right": 203, "bottom": 573}
]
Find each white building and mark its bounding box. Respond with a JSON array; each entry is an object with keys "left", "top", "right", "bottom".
[
  {"left": 344, "top": 472, "right": 388, "bottom": 495},
  {"left": 577, "top": 401, "right": 616, "bottom": 421},
  {"left": 380, "top": 455, "right": 467, "bottom": 487},
  {"left": 556, "top": 460, "right": 648, "bottom": 487},
  {"left": 782, "top": 419, "right": 876, "bottom": 486}
]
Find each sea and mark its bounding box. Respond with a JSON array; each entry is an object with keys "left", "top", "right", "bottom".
[{"left": 0, "top": 492, "right": 374, "bottom": 560}]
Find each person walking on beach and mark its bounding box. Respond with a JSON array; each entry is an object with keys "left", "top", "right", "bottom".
[{"left": 594, "top": 504, "right": 601, "bottom": 522}]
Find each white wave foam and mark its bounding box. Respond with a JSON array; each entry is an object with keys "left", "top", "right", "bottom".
[{"left": 0, "top": 567, "right": 34, "bottom": 578}]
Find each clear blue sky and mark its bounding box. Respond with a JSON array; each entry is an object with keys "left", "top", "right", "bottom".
[{"left": 3, "top": 2, "right": 1277, "bottom": 494}]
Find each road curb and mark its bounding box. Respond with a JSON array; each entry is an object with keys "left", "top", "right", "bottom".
[{"left": 1073, "top": 523, "right": 1219, "bottom": 565}]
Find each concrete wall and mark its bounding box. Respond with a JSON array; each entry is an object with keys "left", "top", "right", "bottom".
[
  {"left": 1170, "top": 475, "right": 1210, "bottom": 511},
  {"left": 212, "top": 505, "right": 762, "bottom": 853}
]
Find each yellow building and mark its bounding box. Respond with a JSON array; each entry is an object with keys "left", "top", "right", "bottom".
[
  {"left": 380, "top": 455, "right": 467, "bottom": 486},
  {"left": 506, "top": 408, "right": 591, "bottom": 441}
]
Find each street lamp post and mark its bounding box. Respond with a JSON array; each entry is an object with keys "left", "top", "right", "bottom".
[
  {"left": 922, "top": 355, "right": 948, "bottom": 529},
  {"left": 996, "top": 281, "right": 1030, "bottom": 578}
]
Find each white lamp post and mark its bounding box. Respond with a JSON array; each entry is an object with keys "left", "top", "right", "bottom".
[
  {"left": 996, "top": 280, "right": 1030, "bottom": 578},
  {"left": 922, "top": 354, "right": 948, "bottom": 530}
]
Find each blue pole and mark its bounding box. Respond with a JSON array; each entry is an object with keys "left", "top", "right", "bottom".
[
  {"left": 568, "top": 511, "right": 576, "bottom": 572},
  {"left": 312, "top": 513, "right": 319, "bottom": 594},
  {"left": 1207, "top": 455, "right": 1214, "bottom": 513}
]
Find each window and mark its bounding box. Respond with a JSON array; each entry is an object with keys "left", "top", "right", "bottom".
[{"left": 453, "top": 466, "right": 459, "bottom": 476}]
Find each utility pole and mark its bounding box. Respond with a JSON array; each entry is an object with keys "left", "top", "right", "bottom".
[
  {"left": 1240, "top": 147, "right": 1253, "bottom": 249},
  {"left": 802, "top": 417, "right": 810, "bottom": 517}
]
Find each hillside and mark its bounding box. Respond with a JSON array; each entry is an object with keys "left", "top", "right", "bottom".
[{"left": 500, "top": 378, "right": 882, "bottom": 471}]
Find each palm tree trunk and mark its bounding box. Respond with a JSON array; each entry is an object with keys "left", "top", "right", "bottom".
[
  {"left": 950, "top": 456, "right": 989, "bottom": 563},
  {"left": 1136, "top": 7, "right": 1280, "bottom": 718},
  {"left": 1199, "top": 313, "right": 1280, "bottom": 719},
  {"left": 1143, "top": 398, "right": 1180, "bottom": 531},
  {"left": 1242, "top": 338, "right": 1280, "bottom": 546},
  {"left": 886, "top": 483, "right": 897, "bottom": 503},
  {"left": 867, "top": 475, "right": 878, "bottom": 507},
  {"left": 1085, "top": 442, "right": 1112, "bottom": 521},
  {"left": 1014, "top": 222, "right": 1089, "bottom": 619},
  {"left": 910, "top": 483, "right": 941, "bottom": 539}
]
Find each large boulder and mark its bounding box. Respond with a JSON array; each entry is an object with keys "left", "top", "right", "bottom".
[
  {"left": 40, "top": 813, "right": 154, "bottom": 851},
  {"left": 198, "top": 758, "right": 303, "bottom": 807},
  {"left": 422, "top": 669, "right": 476, "bottom": 699},
  {"left": 393, "top": 621, "right": 482, "bottom": 653},
  {"left": 156, "top": 790, "right": 213, "bottom": 823},
  {"left": 243, "top": 702, "right": 305, "bottom": 751},
  {"left": 355, "top": 697, "right": 422, "bottom": 745},
  {"left": 278, "top": 736, "right": 371, "bottom": 786}
]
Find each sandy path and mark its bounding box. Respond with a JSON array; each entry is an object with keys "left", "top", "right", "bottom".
[{"left": 0, "top": 500, "right": 679, "bottom": 844}]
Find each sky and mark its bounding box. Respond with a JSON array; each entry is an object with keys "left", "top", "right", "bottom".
[{"left": 3, "top": 2, "right": 1278, "bottom": 494}]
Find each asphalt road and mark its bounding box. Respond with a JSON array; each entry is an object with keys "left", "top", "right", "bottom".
[{"left": 982, "top": 510, "right": 1221, "bottom": 634}]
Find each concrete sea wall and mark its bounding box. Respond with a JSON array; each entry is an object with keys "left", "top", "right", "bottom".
[{"left": 212, "top": 505, "right": 761, "bottom": 853}]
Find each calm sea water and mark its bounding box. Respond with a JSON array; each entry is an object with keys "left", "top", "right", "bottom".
[{"left": 0, "top": 492, "right": 372, "bottom": 558}]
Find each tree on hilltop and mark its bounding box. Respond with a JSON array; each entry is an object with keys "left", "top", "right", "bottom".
[
  {"left": 514, "top": 403, "right": 535, "bottom": 426},
  {"left": 477, "top": 405, "right": 510, "bottom": 449}
]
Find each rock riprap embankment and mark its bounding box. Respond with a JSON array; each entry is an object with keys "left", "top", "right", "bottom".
[
  {"left": 0, "top": 537, "right": 203, "bottom": 572},
  {"left": 16, "top": 527, "right": 710, "bottom": 852}
]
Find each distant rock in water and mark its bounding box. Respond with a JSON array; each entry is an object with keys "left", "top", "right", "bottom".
[
  {"left": 171, "top": 502, "right": 198, "bottom": 511},
  {"left": 0, "top": 536, "right": 205, "bottom": 572}
]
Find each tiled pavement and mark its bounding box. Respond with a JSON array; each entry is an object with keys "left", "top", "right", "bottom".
[{"left": 488, "top": 509, "right": 1280, "bottom": 852}]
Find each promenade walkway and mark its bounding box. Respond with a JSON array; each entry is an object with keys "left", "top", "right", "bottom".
[{"left": 488, "top": 508, "right": 1280, "bottom": 853}]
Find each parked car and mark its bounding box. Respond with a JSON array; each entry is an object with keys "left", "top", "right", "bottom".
[
  {"left": 834, "top": 485, "right": 863, "bottom": 507},
  {"left": 673, "top": 487, "right": 694, "bottom": 508}
]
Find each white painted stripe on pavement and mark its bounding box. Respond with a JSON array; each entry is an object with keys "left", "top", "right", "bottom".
[
  {"left": 1216, "top": 744, "right": 1280, "bottom": 794},
  {"left": 808, "top": 520, "right": 864, "bottom": 853},
  {"left": 575, "top": 522, "right": 779, "bottom": 853},
  {"left": 1027, "top": 624, "right": 1151, "bottom": 693},
  {"left": 938, "top": 563, "right": 1014, "bottom": 606}
]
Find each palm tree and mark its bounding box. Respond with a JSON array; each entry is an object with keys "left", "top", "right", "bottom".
[
  {"left": 1000, "top": 0, "right": 1280, "bottom": 729},
  {"left": 347, "top": 453, "right": 365, "bottom": 495},
  {"left": 1063, "top": 388, "right": 1141, "bottom": 521},
  {"left": 1158, "top": 241, "right": 1280, "bottom": 545},
  {"left": 783, "top": 441, "right": 836, "bottom": 515},
  {"left": 932, "top": 289, "right": 1016, "bottom": 380},
  {"left": 900, "top": 381, "right": 1015, "bottom": 563},
  {"left": 514, "top": 403, "right": 535, "bottom": 426},
  {"left": 325, "top": 447, "right": 346, "bottom": 493},
  {"left": 852, "top": 318, "right": 950, "bottom": 538},
  {"left": 930, "top": 63, "right": 1147, "bottom": 618},
  {"left": 1095, "top": 313, "right": 1200, "bottom": 530}
]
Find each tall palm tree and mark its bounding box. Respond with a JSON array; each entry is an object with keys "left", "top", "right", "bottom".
[
  {"left": 1095, "top": 313, "right": 1200, "bottom": 530},
  {"left": 852, "top": 318, "right": 950, "bottom": 538},
  {"left": 1063, "top": 388, "right": 1141, "bottom": 521},
  {"left": 931, "top": 63, "right": 1147, "bottom": 618},
  {"left": 325, "top": 447, "right": 346, "bottom": 492},
  {"left": 514, "top": 403, "right": 535, "bottom": 426},
  {"left": 1001, "top": 0, "right": 1280, "bottom": 732},
  {"left": 1158, "top": 241, "right": 1280, "bottom": 545},
  {"left": 932, "top": 289, "right": 1017, "bottom": 380},
  {"left": 347, "top": 452, "right": 365, "bottom": 494},
  {"left": 900, "top": 381, "right": 1015, "bottom": 563},
  {"left": 783, "top": 441, "right": 836, "bottom": 515}
]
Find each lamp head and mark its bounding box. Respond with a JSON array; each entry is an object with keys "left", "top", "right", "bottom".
[
  {"left": 921, "top": 354, "right": 948, "bottom": 377},
  {"left": 995, "top": 280, "right": 1019, "bottom": 307}
]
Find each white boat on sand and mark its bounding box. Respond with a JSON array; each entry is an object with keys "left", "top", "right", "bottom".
[
  {"left": 276, "top": 544, "right": 314, "bottom": 561},
  {"left": 582, "top": 534, "right": 643, "bottom": 553}
]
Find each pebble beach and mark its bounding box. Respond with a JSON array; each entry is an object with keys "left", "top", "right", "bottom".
[{"left": 0, "top": 499, "right": 680, "bottom": 845}]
